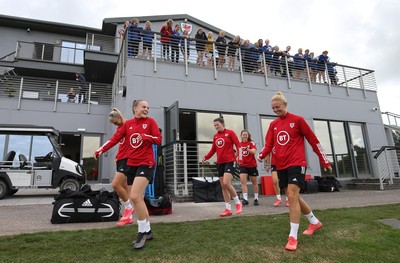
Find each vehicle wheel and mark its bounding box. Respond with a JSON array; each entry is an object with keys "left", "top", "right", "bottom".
[
  {"left": 8, "top": 189, "right": 19, "bottom": 196},
  {"left": 0, "top": 180, "right": 9, "bottom": 199},
  {"left": 60, "top": 179, "right": 80, "bottom": 191}
]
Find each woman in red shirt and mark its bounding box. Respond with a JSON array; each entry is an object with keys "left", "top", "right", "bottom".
[
  {"left": 94, "top": 100, "right": 162, "bottom": 249},
  {"left": 238, "top": 130, "right": 260, "bottom": 206},
  {"left": 96, "top": 108, "right": 135, "bottom": 227},
  {"left": 201, "top": 117, "right": 242, "bottom": 217},
  {"left": 258, "top": 91, "right": 332, "bottom": 251}
]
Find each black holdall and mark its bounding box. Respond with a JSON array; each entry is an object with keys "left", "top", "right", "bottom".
[
  {"left": 51, "top": 185, "right": 120, "bottom": 224},
  {"left": 192, "top": 177, "right": 224, "bottom": 203},
  {"left": 315, "top": 176, "right": 342, "bottom": 192},
  {"left": 144, "top": 194, "right": 172, "bottom": 215}
]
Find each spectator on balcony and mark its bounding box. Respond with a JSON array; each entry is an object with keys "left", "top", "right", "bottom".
[
  {"left": 75, "top": 72, "right": 87, "bottom": 103},
  {"left": 195, "top": 28, "right": 207, "bottom": 67},
  {"left": 238, "top": 130, "right": 260, "bottom": 206},
  {"left": 261, "top": 39, "right": 273, "bottom": 73},
  {"left": 317, "top": 50, "right": 329, "bottom": 83},
  {"left": 270, "top": 45, "right": 282, "bottom": 76},
  {"left": 181, "top": 29, "right": 192, "bottom": 63},
  {"left": 205, "top": 31, "right": 215, "bottom": 68},
  {"left": 67, "top": 88, "right": 76, "bottom": 103},
  {"left": 142, "top": 21, "right": 153, "bottom": 60},
  {"left": 240, "top": 39, "right": 252, "bottom": 73},
  {"left": 118, "top": 20, "right": 131, "bottom": 40},
  {"left": 327, "top": 61, "right": 338, "bottom": 85},
  {"left": 127, "top": 18, "right": 142, "bottom": 58},
  {"left": 308, "top": 52, "right": 318, "bottom": 82},
  {"left": 256, "top": 39, "right": 264, "bottom": 72},
  {"left": 281, "top": 45, "right": 293, "bottom": 78},
  {"left": 170, "top": 24, "right": 181, "bottom": 63},
  {"left": 293, "top": 48, "right": 304, "bottom": 80},
  {"left": 160, "top": 19, "right": 173, "bottom": 61},
  {"left": 215, "top": 31, "right": 227, "bottom": 68},
  {"left": 227, "top": 35, "right": 240, "bottom": 71},
  {"left": 201, "top": 117, "right": 243, "bottom": 217}
]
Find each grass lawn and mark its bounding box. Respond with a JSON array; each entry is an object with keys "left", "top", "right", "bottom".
[{"left": 1, "top": 204, "right": 399, "bottom": 263}]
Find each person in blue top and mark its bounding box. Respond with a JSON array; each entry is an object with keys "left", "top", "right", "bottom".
[
  {"left": 142, "top": 21, "right": 153, "bottom": 60},
  {"left": 317, "top": 50, "right": 329, "bottom": 83},
  {"left": 293, "top": 48, "right": 304, "bottom": 80},
  {"left": 127, "top": 18, "right": 143, "bottom": 57},
  {"left": 170, "top": 24, "right": 181, "bottom": 63}
]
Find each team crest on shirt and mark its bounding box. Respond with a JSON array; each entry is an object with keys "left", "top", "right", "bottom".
[
  {"left": 119, "top": 137, "right": 125, "bottom": 144},
  {"left": 130, "top": 133, "right": 143, "bottom": 148},
  {"left": 290, "top": 123, "right": 295, "bottom": 128},
  {"left": 142, "top": 124, "right": 148, "bottom": 129},
  {"left": 225, "top": 133, "right": 229, "bottom": 137},
  {"left": 216, "top": 138, "right": 225, "bottom": 148}
]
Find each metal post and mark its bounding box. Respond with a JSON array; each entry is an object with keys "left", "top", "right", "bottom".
[
  {"left": 238, "top": 47, "right": 244, "bottom": 83},
  {"left": 153, "top": 33, "right": 157, "bottom": 73},
  {"left": 87, "top": 83, "right": 92, "bottom": 114},
  {"left": 17, "top": 77, "right": 23, "bottom": 110},
  {"left": 184, "top": 38, "right": 188, "bottom": 76},
  {"left": 173, "top": 143, "right": 178, "bottom": 195},
  {"left": 342, "top": 66, "right": 349, "bottom": 96},
  {"left": 359, "top": 69, "right": 366, "bottom": 98},
  {"left": 262, "top": 52, "right": 268, "bottom": 86},
  {"left": 41, "top": 44, "right": 45, "bottom": 60},
  {"left": 212, "top": 43, "right": 217, "bottom": 80},
  {"left": 325, "top": 63, "right": 332, "bottom": 93},
  {"left": 183, "top": 143, "right": 188, "bottom": 195},
  {"left": 305, "top": 60, "right": 312, "bottom": 91},
  {"left": 53, "top": 80, "right": 59, "bottom": 112},
  {"left": 285, "top": 56, "right": 291, "bottom": 89}
]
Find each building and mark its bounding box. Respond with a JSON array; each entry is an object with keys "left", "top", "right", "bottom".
[{"left": 1, "top": 14, "right": 398, "bottom": 199}]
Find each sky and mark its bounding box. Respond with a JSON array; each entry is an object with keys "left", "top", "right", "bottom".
[{"left": 1, "top": 0, "right": 399, "bottom": 114}]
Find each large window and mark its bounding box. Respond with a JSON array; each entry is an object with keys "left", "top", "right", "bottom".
[
  {"left": 61, "top": 41, "right": 86, "bottom": 64},
  {"left": 314, "top": 120, "right": 371, "bottom": 178}
]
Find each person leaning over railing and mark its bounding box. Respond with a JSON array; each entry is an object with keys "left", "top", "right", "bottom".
[
  {"left": 195, "top": 28, "right": 207, "bottom": 67},
  {"left": 317, "top": 50, "right": 329, "bottom": 83},
  {"left": 142, "top": 21, "right": 153, "bottom": 60},
  {"left": 127, "top": 19, "right": 143, "bottom": 58},
  {"left": 215, "top": 31, "right": 227, "bottom": 68},
  {"left": 160, "top": 19, "right": 173, "bottom": 61},
  {"left": 227, "top": 35, "right": 240, "bottom": 71},
  {"left": 205, "top": 31, "right": 215, "bottom": 68},
  {"left": 170, "top": 24, "right": 181, "bottom": 63},
  {"left": 181, "top": 29, "right": 192, "bottom": 64}
]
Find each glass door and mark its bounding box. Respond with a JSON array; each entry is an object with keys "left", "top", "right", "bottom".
[
  {"left": 81, "top": 135, "right": 101, "bottom": 182},
  {"left": 349, "top": 123, "right": 371, "bottom": 178}
]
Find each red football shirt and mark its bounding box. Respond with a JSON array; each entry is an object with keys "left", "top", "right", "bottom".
[
  {"left": 204, "top": 129, "right": 240, "bottom": 164},
  {"left": 259, "top": 112, "right": 330, "bottom": 170},
  {"left": 99, "top": 117, "right": 162, "bottom": 167},
  {"left": 238, "top": 140, "right": 257, "bottom": 168}
]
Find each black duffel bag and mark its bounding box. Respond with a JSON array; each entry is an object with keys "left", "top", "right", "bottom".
[
  {"left": 144, "top": 194, "right": 172, "bottom": 215},
  {"left": 192, "top": 177, "right": 224, "bottom": 203},
  {"left": 315, "top": 176, "right": 342, "bottom": 192},
  {"left": 51, "top": 184, "right": 120, "bottom": 224}
]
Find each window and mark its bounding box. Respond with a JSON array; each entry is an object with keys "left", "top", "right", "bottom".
[
  {"left": 33, "top": 43, "right": 54, "bottom": 61},
  {"left": 60, "top": 41, "right": 86, "bottom": 64}
]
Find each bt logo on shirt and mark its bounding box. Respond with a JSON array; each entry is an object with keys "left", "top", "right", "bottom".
[
  {"left": 241, "top": 147, "right": 250, "bottom": 157},
  {"left": 130, "top": 133, "right": 143, "bottom": 148},
  {"left": 277, "top": 131, "right": 290, "bottom": 146},
  {"left": 216, "top": 138, "right": 225, "bottom": 148}
]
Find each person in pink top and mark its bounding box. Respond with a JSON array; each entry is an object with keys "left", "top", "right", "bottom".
[
  {"left": 258, "top": 91, "right": 332, "bottom": 251},
  {"left": 201, "top": 117, "right": 243, "bottom": 217},
  {"left": 94, "top": 100, "right": 162, "bottom": 249},
  {"left": 238, "top": 130, "right": 260, "bottom": 206}
]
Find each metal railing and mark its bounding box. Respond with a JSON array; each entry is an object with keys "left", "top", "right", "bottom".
[
  {"left": 162, "top": 140, "right": 240, "bottom": 198},
  {"left": 0, "top": 75, "right": 112, "bottom": 112},
  {"left": 382, "top": 112, "right": 400, "bottom": 127},
  {"left": 373, "top": 146, "right": 400, "bottom": 190},
  {"left": 122, "top": 28, "right": 377, "bottom": 93}
]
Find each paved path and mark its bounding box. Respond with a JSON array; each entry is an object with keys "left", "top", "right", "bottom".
[{"left": 1, "top": 188, "right": 400, "bottom": 236}]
